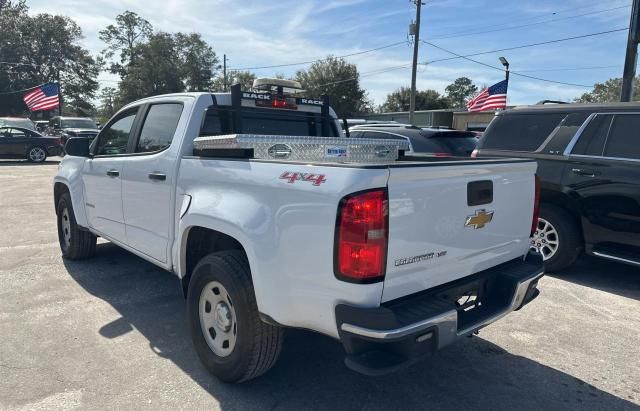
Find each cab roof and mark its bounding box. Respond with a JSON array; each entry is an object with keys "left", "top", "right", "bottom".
[{"left": 506, "top": 101, "right": 640, "bottom": 115}]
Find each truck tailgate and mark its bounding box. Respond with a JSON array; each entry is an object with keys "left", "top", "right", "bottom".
[{"left": 382, "top": 159, "right": 537, "bottom": 302}]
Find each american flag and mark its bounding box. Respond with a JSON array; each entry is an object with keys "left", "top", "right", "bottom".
[
  {"left": 467, "top": 79, "right": 508, "bottom": 112},
  {"left": 23, "top": 83, "right": 60, "bottom": 112}
]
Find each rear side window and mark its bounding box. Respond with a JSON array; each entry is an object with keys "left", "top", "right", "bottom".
[
  {"left": 571, "top": 114, "right": 613, "bottom": 156},
  {"left": 480, "top": 113, "right": 566, "bottom": 152},
  {"left": 605, "top": 114, "right": 640, "bottom": 160},
  {"left": 136, "top": 103, "right": 183, "bottom": 153},
  {"left": 543, "top": 112, "right": 590, "bottom": 154}
]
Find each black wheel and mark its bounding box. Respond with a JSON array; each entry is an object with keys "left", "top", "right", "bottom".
[
  {"left": 531, "top": 204, "right": 582, "bottom": 272},
  {"left": 56, "top": 192, "right": 96, "bottom": 259},
  {"left": 26, "top": 146, "right": 47, "bottom": 163},
  {"left": 187, "top": 250, "right": 283, "bottom": 383}
]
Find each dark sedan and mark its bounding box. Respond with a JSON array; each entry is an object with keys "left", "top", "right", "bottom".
[
  {"left": 349, "top": 125, "right": 478, "bottom": 157},
  {"left": 0, "top": 127, "right": 64, "bottom": 162}
]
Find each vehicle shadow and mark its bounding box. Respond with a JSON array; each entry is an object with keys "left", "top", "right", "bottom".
[
  {"left": 0, "top": 159, "right": 60, "bottom": 166},
  {"left": 547, "top": 255, "right": 640, "bottom": 302},
  {"left": 63, "top": 244, "right": 637, "bottom": 410}
]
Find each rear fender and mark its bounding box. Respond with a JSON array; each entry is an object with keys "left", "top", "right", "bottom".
[{"left": 53, "top": 157, "right": 89, "bottom": 227}]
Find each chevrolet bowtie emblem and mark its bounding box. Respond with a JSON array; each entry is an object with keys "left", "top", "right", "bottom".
[{"left": 465, "top": 209, "right": 494, "bottom": 229}]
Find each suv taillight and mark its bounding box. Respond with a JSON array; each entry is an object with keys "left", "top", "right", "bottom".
[
  {"left": 335, "top": 189, "right": 388, "bottom": 283},
  {"left": 531, "top": 175, "right": 541, "bottom": 236}
]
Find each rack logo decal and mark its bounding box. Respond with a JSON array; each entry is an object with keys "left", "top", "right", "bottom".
[
  {"left": 280, "top": 171, "right": 326, "bottom": 186},
  {"left": 325, "top": 146, "right": 347, "bottom": 158}
]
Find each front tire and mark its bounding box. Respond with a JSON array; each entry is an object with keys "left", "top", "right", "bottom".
[
  {"left": 56, "top": 193, "right": 97, "bottom": 259},
  {"left": 26, "top": 146, "right": 47, "bottom": 163},
  {"left": 531, "top": 204, "right": 582, "bottom": 272},
  {"left": 187, "top": 251, "right": 283, "bottom": 383}
]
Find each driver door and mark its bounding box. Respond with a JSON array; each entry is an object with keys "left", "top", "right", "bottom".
[{"left": 83, "top": 107, "right": 141, "bottom": 243}]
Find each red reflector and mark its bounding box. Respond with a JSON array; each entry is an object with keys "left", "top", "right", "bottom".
[
  {"left": 433, "top": 152, "right": 451, "bottom": 157},
  {"left": 531, "top": 175, "right": 541, "bottom": 236},
  {"left": 335, "top": 189, "right": 388, "bottom": 283}
]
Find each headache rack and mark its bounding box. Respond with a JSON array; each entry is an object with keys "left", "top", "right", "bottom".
[{"left": 193, "top": 82, "right": 409, "bottom": 163}]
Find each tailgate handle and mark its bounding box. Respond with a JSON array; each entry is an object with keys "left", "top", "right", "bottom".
[{"left": 467, "top": 180, "right": 493, "bottom": 206}]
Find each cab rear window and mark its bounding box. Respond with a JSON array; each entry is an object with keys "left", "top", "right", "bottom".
[
  {"left": 479, "top": 113, "right": 566, "bottom": 152},
  {"left": 201, "top": 108, "right": 338, "bottom": 137}
]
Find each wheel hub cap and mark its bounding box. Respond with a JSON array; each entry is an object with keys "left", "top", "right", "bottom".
[
  {"left": 530, "top": 217, "right": 559, "bottom": 260},
  {"left": 199, "top": 281, "right": 237, "bottom": 357},
  {"left": 61, "top": 207, "right": 71, "bottom": 248},
  {"left": 30, "top": 148, "right": 45, "bottom": 161}
]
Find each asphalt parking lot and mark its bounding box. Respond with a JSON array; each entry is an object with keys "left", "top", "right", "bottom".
[{"left": 1, "top": 160, "right": 639, "bottom": 410}]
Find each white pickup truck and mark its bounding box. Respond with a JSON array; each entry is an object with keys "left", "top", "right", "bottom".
[{"left": 54, "top": 79, "right": 544, "bottom": 383}]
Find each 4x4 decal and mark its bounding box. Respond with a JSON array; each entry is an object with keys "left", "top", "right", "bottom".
[{"left": 279, "top": 171, "right": 326, "bottom": 186}]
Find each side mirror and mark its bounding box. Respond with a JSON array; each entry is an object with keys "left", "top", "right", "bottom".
[{"left": 65, "top": 137, "right": 91, "bottom": 157}]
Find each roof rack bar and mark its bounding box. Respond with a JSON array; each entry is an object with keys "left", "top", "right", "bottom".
[
  {"left": 321, "top": 94, "right": 330, "bottom": 136},
  {"left": 231, "top": 83, "right": 243, "bottom": 133}
]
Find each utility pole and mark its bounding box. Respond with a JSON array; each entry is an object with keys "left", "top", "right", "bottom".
[
  {"left": 223, "top": 54, "right": 228, "bottom": 92},
  {"left": 621, "top": 0, "right": 640, "bottom": 102},
  {"left": 409, "top": 0, "right": 422, "bottom": 126}
]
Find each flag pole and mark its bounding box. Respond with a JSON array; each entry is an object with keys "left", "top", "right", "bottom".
[{"left": 57, "top": 69, "right": 62, "bottom": 116}]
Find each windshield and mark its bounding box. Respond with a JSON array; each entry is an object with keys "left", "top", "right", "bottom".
[
  {"left": 0, "top": 118, "right": 35, "bottom": 130},
  {"left": 61, "top": 119, "right": 98, "bottom": 129}
]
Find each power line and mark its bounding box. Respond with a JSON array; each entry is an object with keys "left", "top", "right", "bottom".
[
  {"left": 227, "top": 41, "right": 408, "bottom": 71},
  {"left": 514, "top": 65, "right": 619, "bottom": 73},
  {"left": 0, "top": 83, "right": 48, "bottom": 95},
  {"left": 427, "top": 5, "right": 631, "bottom": 40},
  {"left": 426, "top": 0, "right": 631, "bottom": 38},
  {"left": 422, "top": 41, "right": 593, "bottom": 88},
  {"left": 423, "top": 28, "right": 629, "bottom": 65}
]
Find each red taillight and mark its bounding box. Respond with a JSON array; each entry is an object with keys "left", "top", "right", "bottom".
[
  {"left": 531, "top": 175, "right": 541, "bottom": 236},
  {"left": 471, "top": 149, "right": 479, "bottom": 158},
  {"left": 335, "top": 189, "right": 388, "bottom": 283}
]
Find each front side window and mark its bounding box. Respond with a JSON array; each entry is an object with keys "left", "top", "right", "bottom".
[
  {"left": 136, "top": 103, "right": 183, "bottom": 153},
  {"left": 95, "top": 109, "right": 138, "bottom": 156},
  {"left": 571, "top": 114, "right": 613, "bottom": 156},
  {"left": 605, "top": 114, "right": 640, "bottom": 160}
]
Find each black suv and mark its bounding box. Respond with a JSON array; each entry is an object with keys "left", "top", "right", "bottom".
[
  {"left": 475, "top": 103, "right": 640, "bottom": 271},
  {"left": 349, "top": 125, "right": 478, "bottom": 157}
]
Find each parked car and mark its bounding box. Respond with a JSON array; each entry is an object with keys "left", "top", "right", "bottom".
[
  {"left": 48, "top": 116, "right": 99, "bottom": 144},
  {"left": 474, "top": 102, "right": 640, "bottom": 271},
  {"left": 0, "top": 117, "right": 35, "bottom": 130},
  {"left": 0, "top": 126, "right": 63, "bottom": 162},
  {"left": 34, "top": 120, "right": 49, "bottom": 133},
  {"left": 54, "top": 79, "right": 543, "bottom": 382},
  {"left": 350, "top": 125, "right": 478, "bottom": 157}
]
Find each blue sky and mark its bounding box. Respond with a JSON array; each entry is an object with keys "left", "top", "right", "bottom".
[{"left": 30, "top": 0, "right": 632, "bottom": 106}]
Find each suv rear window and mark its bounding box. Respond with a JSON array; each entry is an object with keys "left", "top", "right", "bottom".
[
  {"left": 480, "top": 113, "right": 566, "bottom": 152},
  {"left": 605, "top": 114, "right": 640, "bottom": 160},
  {"left": 201, "top": 108, "right": 338, "bottom": 137}
]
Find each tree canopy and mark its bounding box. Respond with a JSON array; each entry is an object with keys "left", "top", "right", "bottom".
[
  {"left": 0, "top": 0, "right": 100, "bottom": 115},
  {"left": 380, "top": 87, "right": 450, "bottom": 112},
  {"left": 445, "top": 77, "right": 478, "bottom": 108},
  {"left": 575, "top": 77, "right": 640, "bottom": 103},
  {"left": 295, "top": 56, "right": 371, "bottom": 117}
]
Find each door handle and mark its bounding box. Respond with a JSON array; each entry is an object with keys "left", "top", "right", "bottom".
[
  {"left": 106, "top": 170, "right": 119, "bottom": 177},
  {"left": 571, "top": 168, "right": 600, "bottom": 177},
  {"left": 148, "top": 172, "right": 166, "bottom": 181}
]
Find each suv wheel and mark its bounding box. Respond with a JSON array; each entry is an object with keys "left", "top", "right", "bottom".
[{"left": 531, "top": 204, "right": 582, "bottom": 272}]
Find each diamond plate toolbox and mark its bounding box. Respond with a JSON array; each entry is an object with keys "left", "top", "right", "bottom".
[{"left": 193, "top": 134, "right": 410, "bottom": 163}]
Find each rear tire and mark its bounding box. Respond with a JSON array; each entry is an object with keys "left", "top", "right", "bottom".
[
  {"left": 56, "top": 192, "right": 96, "bottom": 259},
  {"left": 187, "top": 250, "right": 283, "bottom": 383},
  {"left": 531, "top": 204, "right": 582, "bottom": 272},
  {"left": 26, "top": 146, "right": 47, "bottom": 163}
]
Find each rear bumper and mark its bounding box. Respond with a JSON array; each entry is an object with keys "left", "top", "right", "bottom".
[{"left": 335, "top": 252, "right": 544, "bottom": 375}]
